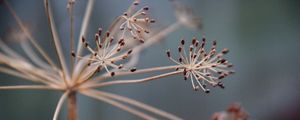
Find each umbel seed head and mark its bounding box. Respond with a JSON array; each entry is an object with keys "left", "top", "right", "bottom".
[
  {"left": 166, "top": 36, "right": 234, "bottom": 93},
  {"left": 119, "top": 2, "right": 156, "bottom": 43},
  {"left": 74, "top": 27, "right": 138, "bottom": 77}
]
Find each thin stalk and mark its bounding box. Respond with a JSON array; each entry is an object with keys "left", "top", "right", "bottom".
[
  {"left": 0, "top": 66, "right": 37, "bottom": 82},
  {"left": 126, "top": 21, "right": 182, "bottom": 67},
  {"left": 67, "top": 91, "right": 77, "bottom": 120},
  {"left": 80, "top": 90, "right": 157, "bottom": 120},
  {"left": 90, "top": 90, "right": 183, "bottom": 120},
  {"left": 0, "top": 58, "right": 64, "bottom": 88},
  {"left": 0, "top": 85, "right": 61, "bottom": 90},
  {"left": 68, "top": 1, "right": 75, "bottom": 72},
  {"left": 20, "top": 41, "right": 53, "bottom": 71},
  {"left": 23, "top": 67, "right": 62, "bottom": 86},
  {"left": 44, "top": 0, "right": 70, "bottom": 85},
  {"left": 133, "top": 21, "right": 182, "bottom": 55},
  {"left": 0, "top": 55, "right": 61, "bottom": 86},
  {"left": 81, "top": 71, "right": 182, "bottom": 89},
  {"left": 3, "top": 0, "right": 57, "bottom": 69},
  {"left": 53, "top": 91, "right": 70, "bottom": 120},
  {"left": 113, "top": 65, "right": 180, "bottom": 76},
  {"left": 76, "top": 0, "right": 94, "bottom": 56},
  {"left": 0, "top": 38, "right": 26, "bottom": 61},
  {"left": 90, "top": 65, "right": 180, "bottom": 84}
]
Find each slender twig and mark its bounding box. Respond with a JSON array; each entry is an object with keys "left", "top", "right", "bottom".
[
  {"left": 133, "top": 21, "right": 182, "bottom": 54},
  {"left": 82, "top": 71, "right": 182, "bottom": 89},
  {"left": 137, "top": 21, "right": 181, "bottom": 54},
  {"left": 80, "top": 90, "right": 157, "bottom": 120},
  {"left": 89, "top": 65, "right": 180, "bottom": 84},
  {"left": 0, "top": 54, "right": 61, "bottom": 86},
  {"left": 68, "top": 1, "right": 75, "bottom": 71},
  {"left": 0, "top": 66, "right": 60, "bottom": 88},
  {"left": 22, "top": 66, "right": 63, "bottom": 86},
  {"left": 124, "top": 21, "right": 182, "bottom": 67},
  {"left": 67, "top": 92, "right": 77, "bottom": 120},
  {"left": 0, "top": 66, "right": 36, "bottom": 81},
  {"left": 20, "top": 41, "right": 53, "bottom": 71},
  {"left": 0, "top": 38, "right": 26, "bottom": 61},
  {"left": 44, "top": 0, "right": 70, "bottom": 85},
  {"left": 76, "top": 0, "right": 94, "bottom": 56},
  {"left": 89, "top": 90, "right": 183, "bottom": 120},
  {"left": 113, "top": 65, "right": 180, "bottom": 76},
  {"left": 3, "top": 0, "right": 57, "bottom": 69},
  {"left": 53, "top": 91, "right": 70, "bottom": 120},
  {"left": 0, "top": 85, "right": 61, "bottom": 90}
]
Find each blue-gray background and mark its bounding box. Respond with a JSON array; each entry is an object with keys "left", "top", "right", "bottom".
[{"left": 1, "top": 0, "right": 300, "bottom": 120}]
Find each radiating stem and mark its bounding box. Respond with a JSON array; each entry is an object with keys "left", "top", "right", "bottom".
[
  {"left": 53, "top": 91, "right": 70, "bottom": 120},
  {"left": 0, "top": 38, "right": 26, "bottom": 61},
  {"left": 44, "top": 0, "right": 70, "bottom": 85},
  {"left": 125, "top": 21, "right": 182, "bottom": 67},
  {"left": 80, "top": 90, "right": 156, "bottom": 120},
  {"left": 76, "top": 0, "right": 94, "bottom": 57},
  {"left": 68, "top": 1, "right": 75, "bottom": 71},
  {"left": 20, "top": 41, "right": 53, "bottom": 71},
  {"left": 67, "top": 91, "right": 77, "bottom": 120},
  {"left": 134, "top": 21, "right": 182, "bottom": 53},
  {"left": 0, "top": 85, "right": 61, "bottom": 90},
  {"left": 90, "top": 65, "right": 180, "bottom": 84},
  {"left": 82, "top": 71, "right": 182, "bottom": 89},
  {"left": 3, "top": 0, "right": 57, "bottom": 69},
  {"left": 0, "top": 66, "right": 37, "bottom": 82},
  {"left": 90, "top": 90, "right": 183, "bottom": 120}
]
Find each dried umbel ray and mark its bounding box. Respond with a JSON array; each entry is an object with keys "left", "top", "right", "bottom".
[{"left": 0, "top": 0, "right": 234, "bottom": 120}]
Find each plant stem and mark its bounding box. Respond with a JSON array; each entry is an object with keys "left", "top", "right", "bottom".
[
  {"left": 68, "top": 91, "right": 77, "bottom": 120},
  {"left": 82, "top": 71, "right": 182, "bottom": 89}
]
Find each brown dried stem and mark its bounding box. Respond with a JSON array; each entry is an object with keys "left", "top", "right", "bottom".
[
  {"left": 44, "top": 0, "right": 70, "bottom": 85},
  {"left": 88, "top": 90, "right": 182, "bottom": 120},
  {"left": 82, "top": 70, "right": 182, "bottom": 89},
  {"left": 80, "top": 90, "right": 157, "bottom": 120},
  {"left": 3, "top": 0, "right": 57, "bottom": 69},
  {"left": 67, "top": 91, "right": 77, "bottom": 120}
]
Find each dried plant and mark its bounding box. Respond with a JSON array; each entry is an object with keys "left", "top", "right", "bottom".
[
  {"left": 0, "top": 0, "right": 234, "bottom": 120},
  {"left": 212, "top": 103, "right": 248, "bottom": 120},
  {"left": 166, "top": 38, "right": 234, "bottom": 92}
]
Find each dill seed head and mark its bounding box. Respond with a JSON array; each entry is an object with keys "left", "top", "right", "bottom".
[
  {"left": 74, "top": 28, "right": 137, "bottom": 76},
  {"left": 166, "top": 37, "right": 234, "bottom": 93},
  {"left": 119, "top": 1, "right": 155, "bottom": 43},
  {"left": 0, "top": 0, "right": 235, "bottom": 119}
]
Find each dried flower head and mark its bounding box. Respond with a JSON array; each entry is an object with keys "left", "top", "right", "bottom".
[
  {"left": 0, "top": 0, "right": 235, "bottom": 120},
  {"left": 119, "top": 0, "right": 155, "bottom": 43},
  {"left": 73, "top": 29, "right": 136, "bottom": 77},
  {"left": 166, "top": 37, "right": 234, "bottom": 93},
  {"left": 0, "top": 0, "right": 183, "bottom": 119},
  {"left": 212, "top": 103, "right": 248, "bottom": 120}
]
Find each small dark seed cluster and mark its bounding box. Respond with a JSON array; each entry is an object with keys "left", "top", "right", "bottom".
[
  {"left": 166, "top": 37, "right": 234, "bottom": 93},
  {"left": 72, "top": 28, "right": 138, "bottom": 77},
  {"left": 120, "top": 1, "right": 155, "bottom": 43}
]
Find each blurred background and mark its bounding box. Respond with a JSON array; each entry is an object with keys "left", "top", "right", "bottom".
[{"left": 1, "top": 0, "right": 300, "bottom": 120}]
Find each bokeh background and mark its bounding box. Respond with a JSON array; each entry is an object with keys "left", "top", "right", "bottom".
[{"left": 1, "top": 0, "right": 300, "bottom": 120}]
